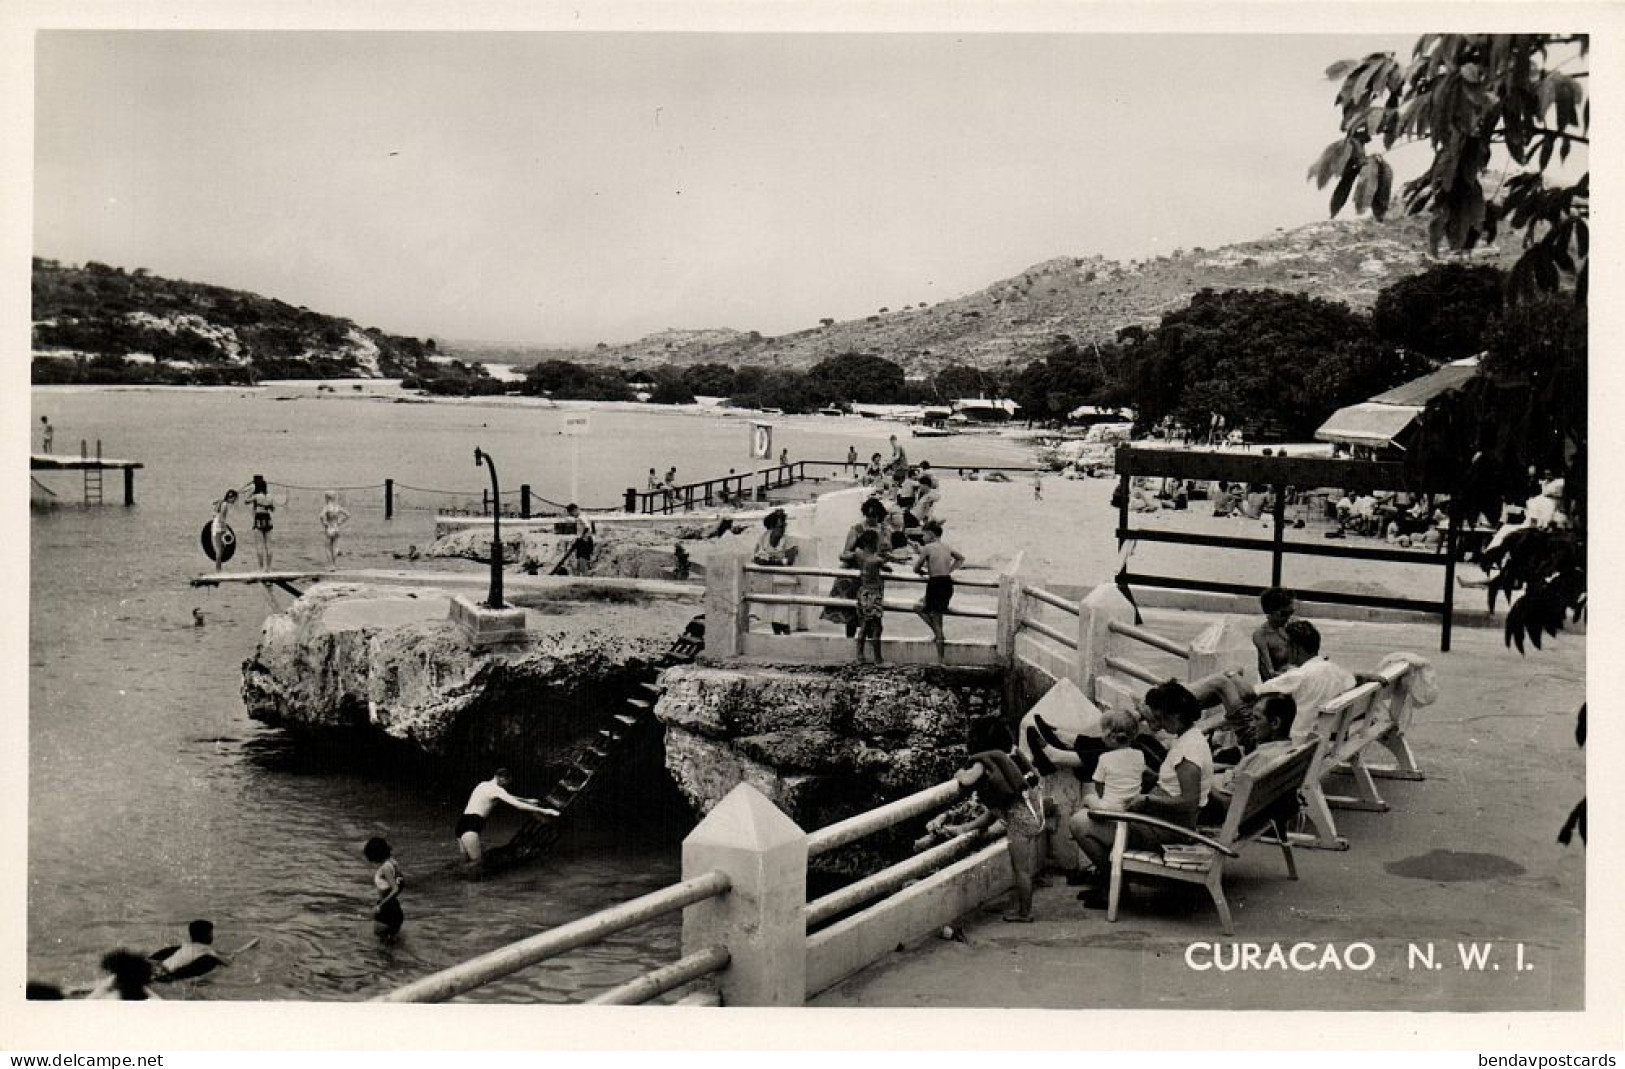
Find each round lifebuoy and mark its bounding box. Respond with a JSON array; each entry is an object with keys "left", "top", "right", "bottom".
[{"left": 201, "top": 520, "right": 237, "bottom": 563}]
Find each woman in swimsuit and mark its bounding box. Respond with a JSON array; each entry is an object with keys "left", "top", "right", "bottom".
[
  {"left": 364, "top": 837, "right": 404, "bottom": 939},
  {"left": 210, "top": 489, "right": 239, "bottom": 572},
  {"left": 318, "top": 491, "right": 351, "bottom": 568},
  {"left": 247, "top": 474, "right": 276, "bottom": 570}
]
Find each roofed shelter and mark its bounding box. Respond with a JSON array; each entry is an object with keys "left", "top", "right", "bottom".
[{"left": 1315, "top": 357, "right": 1480, "bottom": 455}]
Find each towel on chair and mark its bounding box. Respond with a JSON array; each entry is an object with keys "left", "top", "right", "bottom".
[{"left": 1379, "top": 651, "right": 1439, "bottom": 707}]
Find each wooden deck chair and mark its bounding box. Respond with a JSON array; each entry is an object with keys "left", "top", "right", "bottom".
[
  {"left": 1294, "top": 660, "right": 1417, "bottom": 850},
  {"left": 1093, "top": 737, "right": 1318, "bottom": 935}
]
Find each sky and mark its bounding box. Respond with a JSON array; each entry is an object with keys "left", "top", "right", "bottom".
[{"left": 22, "top": 27, "right": 1505, "bottom": 346}]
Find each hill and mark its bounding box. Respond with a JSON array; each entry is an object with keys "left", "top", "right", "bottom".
[
  {"left": 31, "top": 258, "right": 450, "bottom": 386},
  {"left": 446, "top": 215, "right": 1518, "bottom": 379}
]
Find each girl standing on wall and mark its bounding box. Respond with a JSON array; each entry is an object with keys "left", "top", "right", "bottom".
[
  {"left": 318, "top": 491, "right": 351, "bottom": 568},
  {"left": 247, "top": 474, "right": 277, "bottom": 570}
]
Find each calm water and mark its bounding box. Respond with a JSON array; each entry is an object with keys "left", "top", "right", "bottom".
[{"left": 27, "top": 385, "right": 1026, "bottom": 1001}]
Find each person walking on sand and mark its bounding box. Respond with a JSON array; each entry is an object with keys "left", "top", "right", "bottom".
[
  {"left": 364, "top": 837, "right": 404, "bottom": 939},
  {"left": 40, "top": 416, "right": 53, "bottom": 454},
  {"left": 912, "top": 521, "right": 965, "bottom": 659},
  {"left": 846, "top": 444, "right": 858, "bottom": 475},
  {"left": 318, "top": 491, "right": 351, "bottom": 568},
  {"left": 247, "top": 474, "right": 276, "bottom": 570},
  {"left": 210, "top": 489, "right": 239, "bottom": 572},
  {"left": 1033, "top": 471, "right": 1044, "bottom": 501},
  {"left": 457, "top": 770, "right": 559, "bottom": 864}
]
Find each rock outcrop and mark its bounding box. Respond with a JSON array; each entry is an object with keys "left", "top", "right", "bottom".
[
  {"left": 241, "top": 582, "right": 701, "bottom": 779},
  {"left": 654, "top": 663, "right": 1003, "bottom": 874}
]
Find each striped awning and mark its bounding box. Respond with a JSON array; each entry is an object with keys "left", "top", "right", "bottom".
[{"left": 1314, "top": 402, "right": 1422, "bottom": 447}]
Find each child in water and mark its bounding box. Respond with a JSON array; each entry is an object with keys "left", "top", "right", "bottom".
[
  {"left": 318, "top": 491, "right": 351, "bottom": 568},
  {"left": 364, "top": 837, "right": 404, "bottom": 939},
  {"left": 841, "top": 528, "right": 891, "bottom": 663}
]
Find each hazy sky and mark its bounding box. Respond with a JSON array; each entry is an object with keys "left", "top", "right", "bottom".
[{"left": 35, "top": 30, "right": 1431, "bottom": 346}]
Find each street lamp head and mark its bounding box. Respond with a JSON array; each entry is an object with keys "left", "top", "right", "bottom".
[{"left": 474, "top": 446, "right": 485, "bottom": 466}]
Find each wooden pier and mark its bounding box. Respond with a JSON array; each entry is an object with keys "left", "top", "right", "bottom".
[{"left": 31, "top": 441, "right": 143, "bottom": 505}]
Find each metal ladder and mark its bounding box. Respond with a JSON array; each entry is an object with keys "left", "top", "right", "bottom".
[{"left": 81, "top": 439, "right": 104, "bottom": 505}]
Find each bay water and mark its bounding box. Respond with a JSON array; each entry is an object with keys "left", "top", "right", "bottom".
[{"left": 27, "top": 385, "right": 1028, "bottom": 1002}]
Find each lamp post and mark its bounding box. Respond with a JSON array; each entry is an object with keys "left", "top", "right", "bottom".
[{"left": 474, "top": 447, "right": 505, "bottom": 609}]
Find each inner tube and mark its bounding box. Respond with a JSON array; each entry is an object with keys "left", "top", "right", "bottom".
[
  {"left": 148, "top": 945, "right": 225, "bottom": 982},
  {"left": 965, "top": 749, "right": 1036, "bottom": 809},
  {"left": 201, "top": 521, "right": 236, "bottom": 563}
]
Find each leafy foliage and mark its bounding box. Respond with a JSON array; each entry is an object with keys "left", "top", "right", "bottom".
[
  {"left": 1315, "top": 35, "right": 1588, "bottom": 303},
  {"left": 805, "top": 352, "right": 906, "bottom": 406},
  {"left": 1112, "top": 288, "right": 1429, "bottom": 439},
  {"left": 1007, "top": 335, "right": 1111, "bottom": 421},
  {"left": 31, "top": 258, "right": 452, "bottom": 384},
  {"left": 1370, "top": 263, "right": 1505, "bottom": 360}
]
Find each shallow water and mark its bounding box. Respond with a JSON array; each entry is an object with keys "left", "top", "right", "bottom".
[{"left": 27, "top": 386, "right": 1026, "bottom": 1001}]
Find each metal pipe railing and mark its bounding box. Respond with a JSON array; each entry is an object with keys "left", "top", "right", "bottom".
[
  {"left": 1020, "top": 616, "right": 1078, "bottom": 649},
  {"left": 804, "top": 827, "right": 995, "bottom": 928},
  {"left": 1021, "top": 585, "right": 1081, "bottom": 615},
  {"left": 807, "top": 779, "right": 964, "bottom": 858},
  {"left": 583, "top": 945, "right": 731, "bottom": 1006},
  {"left": 1107, "top": 619, "right": 1191, "bottom": 659},
  {"left": 1104, "top": 654, "right": 1162, "bottom": 686},
  {"left": 373, "top": 869, "right": 732, "bottom": 1003},
  {"left": 744, "top": 592, "right": 1000, "bottom": 621}
]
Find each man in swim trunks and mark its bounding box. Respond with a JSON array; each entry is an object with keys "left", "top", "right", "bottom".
[
  {"left": 565, "top": 503, "right": 595, "bottom": 575},
  {"left": 457, "top": 769, "right": 559, "bottom": 863},
  {"left": 912, "top": 521, "right": 965, "bottom": 660}
]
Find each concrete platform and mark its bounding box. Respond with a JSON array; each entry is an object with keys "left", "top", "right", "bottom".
[{"left": 809, "top": 615, "right": 1587, "bottom": 1013}]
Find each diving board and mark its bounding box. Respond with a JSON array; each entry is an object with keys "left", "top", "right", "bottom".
[{"left": 191, "top": 571, "right": 321, "bottom": 596}]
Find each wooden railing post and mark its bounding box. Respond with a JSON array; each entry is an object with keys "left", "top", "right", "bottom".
[
  {"left": 624, "top": 487, "right": 637, "bottom": 512},
  {"left": 520, "top": 484, "right": 532, "bottom": 519},
  {"left": 384, "top": 478, "right": 394, "bottom": 520},
  {"left": 681, "top": 784, "right": 808, "bottom": 1006}
]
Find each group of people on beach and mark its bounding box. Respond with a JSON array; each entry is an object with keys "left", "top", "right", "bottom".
[
  {"left": 924, "top": 585, "right": 1391, "bottom": 922},
  {"left": 208, "top": 475, "right": 352, "bottom": 571},
  {"left": 750, "top": 435, "right": 966, "bottom": 661}
]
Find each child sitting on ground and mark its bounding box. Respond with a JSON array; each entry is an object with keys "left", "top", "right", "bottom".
[{"left": 929, "top": 747, "right": 1046, "bottom": 923}]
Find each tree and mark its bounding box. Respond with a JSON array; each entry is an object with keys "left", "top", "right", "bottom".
[
  {"left": 1371, "top": 264, "right": 1505, "bottom": 361},
  {"left": 932, "top": 363, "right": 1003, "bottom": 402},
  {"left": 1112, "top": 288, "right": 1421, "bottom": 439},
  {"left": 1313, "top": 34, "right": 1588, "bottom": 303},
  {"left": 805, "top": 352, "right": 905, "bottom": 405}
]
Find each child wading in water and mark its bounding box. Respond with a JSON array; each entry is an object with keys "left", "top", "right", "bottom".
[
  {"left": 364, "top": 837, "right": 404, "bottom": 939},
  {"left": 912, "top": 521, "right": 965, "bottom": 659},
  {"left": 842, "top": 528, "right": 890, "bottom": 663},
  {"left": 318, "top": 491, "right": 351, "bottom": 568}
]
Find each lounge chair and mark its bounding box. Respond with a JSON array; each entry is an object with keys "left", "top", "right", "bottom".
[{"left": 1091, "top": 737, "right": 1319, "bottom": 935}]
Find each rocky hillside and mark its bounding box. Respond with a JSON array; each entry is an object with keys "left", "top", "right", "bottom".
[
  {"left": 448, "top": 215, "right": 1518, "bottom": 379},
  {"left": 31, "top": 258, "right": 444, "bottom": 384}
]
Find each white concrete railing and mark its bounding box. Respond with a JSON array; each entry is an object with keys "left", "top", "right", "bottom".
[{"left": 371, "top": 778, "right": 999, "bottom": 1006}]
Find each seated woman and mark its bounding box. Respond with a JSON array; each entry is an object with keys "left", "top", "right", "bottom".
[{"left": 1067, "top": 680, "right": 1214, "bottom": 908}]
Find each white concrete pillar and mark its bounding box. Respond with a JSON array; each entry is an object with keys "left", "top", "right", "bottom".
[
  {"left": 1077, "top": 583, "right": 1138, "bottom": 698},
  {"left": 706, "top": 553, "right": 747, "bottom": 658},
  {"left": 681, "top": 783, "right": 809, "bottom": 1006},
  {"left": 1188, "top": 615, "right": 1257, "bottom": 688}
]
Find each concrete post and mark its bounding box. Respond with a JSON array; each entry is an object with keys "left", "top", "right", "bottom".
[
  {"left": 996, "top": 551, "right": 1027, "bottom": 714},
  {"left": 681, "top": 783, "right": 809, "bottom": 1006},
  {"left": 706, "top": 552, "right": 747, "bottom": 658},
  {"left": 1188, "top": 615, "right": 1257, "bottom": 688},
  {"left": 1077, "top": 583, "right": 1138, "bottom": 705}
]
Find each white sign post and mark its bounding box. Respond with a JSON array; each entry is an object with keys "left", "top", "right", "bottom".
[{"left": 562, "top": 413, "right": 590, "bottom": 504}]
